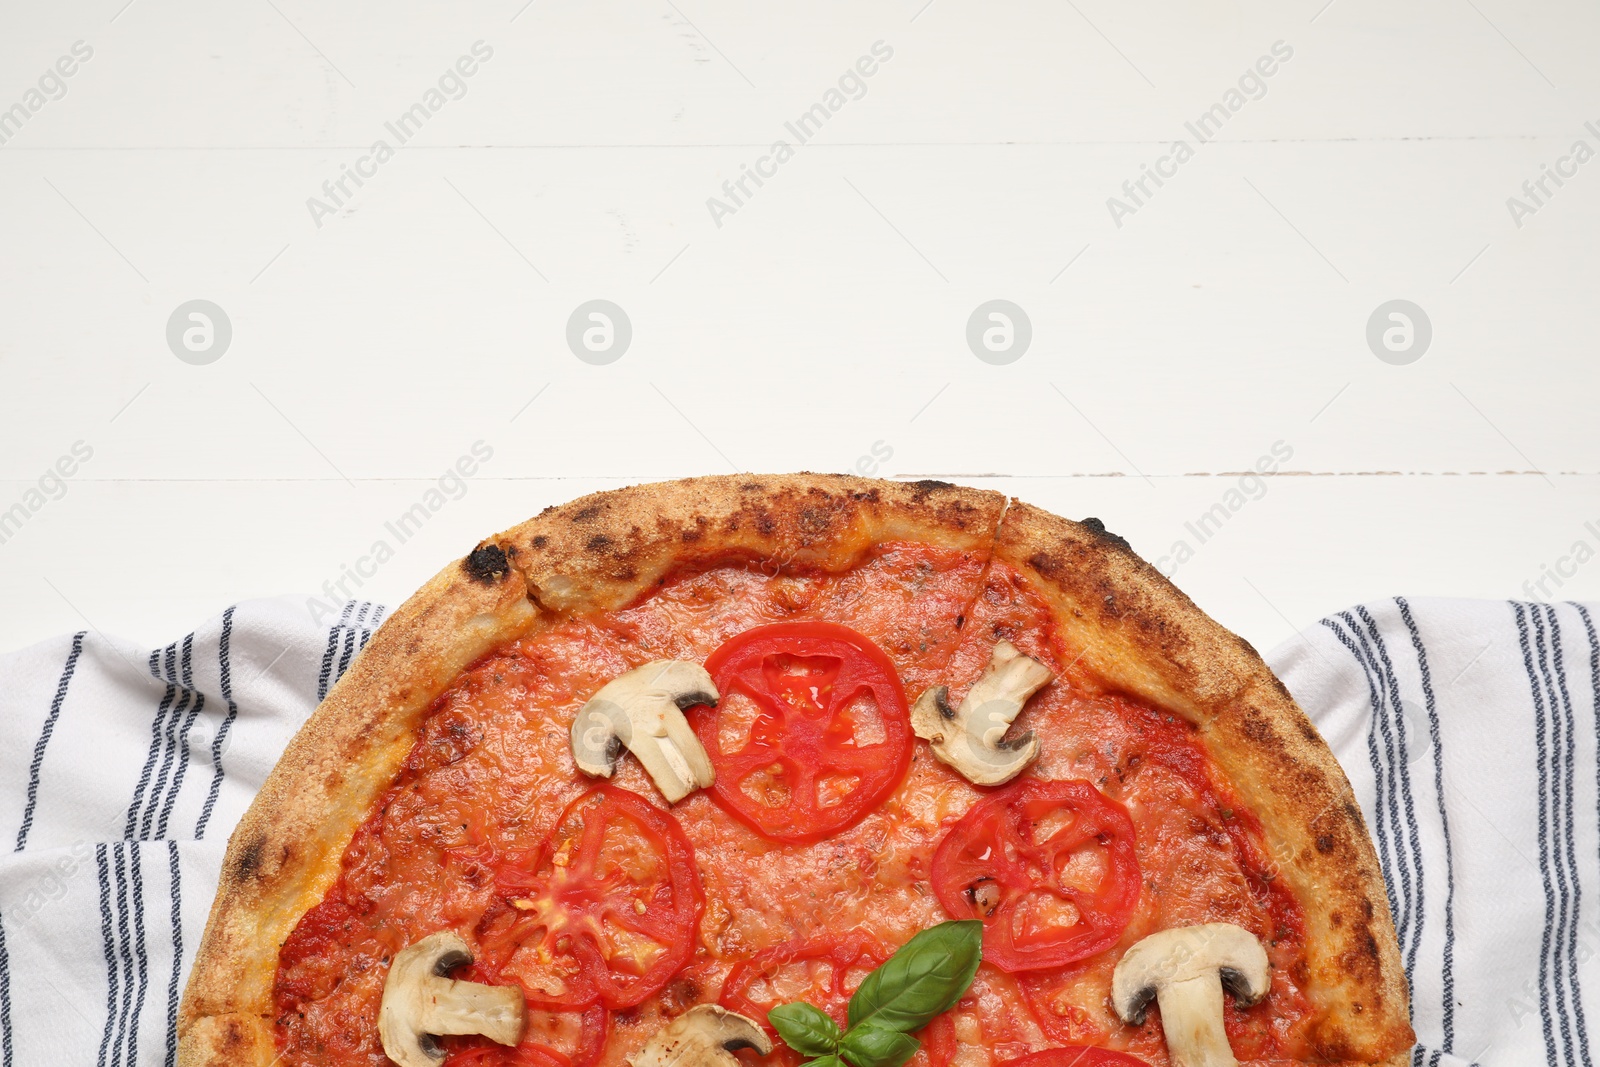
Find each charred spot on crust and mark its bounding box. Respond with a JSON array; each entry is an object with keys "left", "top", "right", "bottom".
[
  {"left": 1078, "top": 516, "right": 1131, "bottom": 550},
  {"left": 232, "top": 835, "right": 266, "bottom": 883},
  {"left": 912, "top": 479, "right": 953, "bottom": 492},
  {"left": 756, "top": 513, "right": 777, "bottom": 535},
  {"left": 798, "top": 507, "right": 831, "bottom": 535},
  {"left": 573, "top": 505, "right": 602, "bottom": 522},
  {"left": 1241, "top": 712, "right": 1273, "bottom": 744},
  {"left": 586, "top": 534, "right": 614, "bottom": 552},
  {"left": 530, "top": 534, "right": 548, "bottom": 549},
  {"left": 851, "top": 488, "right": 881, "bottom": 502},
  {"left": 935, "top": 500, "right": 982, "bottom": 530},
  {"left": 681, "top": 528, "right": 703, "bottom": 542},
  {"left": 220, "top": 1016, "right": 251, "bottom": 1050},
  {"left": 1316, "top": 833, "right": 1336, "bottom": 853},
  {"left": 464, "top": 543, "right": 510, "bottom": 583},
  {"left": 1026, "top": 551, "right": 1062, "bottom": 580}
]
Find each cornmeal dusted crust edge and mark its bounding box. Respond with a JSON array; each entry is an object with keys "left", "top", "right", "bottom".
[{"left": 177, "top": 474, "right": 1412, "bottom": 1066}]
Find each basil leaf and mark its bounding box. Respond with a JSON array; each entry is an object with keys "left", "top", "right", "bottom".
[
  {"left": 839, "top": 1024, "right": 920, "bottom": 1067},
  {"left": 804, "top": 1056, "right": 846, "bottom": 1067},
  {"left": 847, "top": 920, "right": 983, "bottom": 1033},
  {"left": 769, "top": 1002, "right": 842, "bottom": 1058}
]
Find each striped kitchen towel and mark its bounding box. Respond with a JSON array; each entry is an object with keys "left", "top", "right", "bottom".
[
  {"left": 0, "top": 596, "right": 386, "bottom": 1067},
  {"left": 0, "top": 596, "right": 1593, "bottom": 1066},
  {"left": 1270, "top": 598, "right": 1600, "bottom": 1067}
]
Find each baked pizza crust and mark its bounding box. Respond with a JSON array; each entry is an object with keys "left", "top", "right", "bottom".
[
  {"left": 178, "top": 551, "right": 539, "bottom": 1062},
  {"left": 991, "top": 502, "right": 1411, "bottom": 1063},
  {"left": 178, "top": 473, "right": 1414, "bottom": 1066}
]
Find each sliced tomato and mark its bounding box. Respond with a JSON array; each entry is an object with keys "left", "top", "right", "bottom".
[
  {"left": 931, "top": 779, "right": 1139, "bottom": 972},
  {"left": 440, "top": 1003, "right": 608, "bottom": 1067},
  {"left": 472, "top": 786, "right": 703, "bottom": 1009},
  {"left": 998, "top": 1049, "right": 1149, "bottom": 1067},
  {"left": 919, "top": 1013, "right": 959, "bottom": 1067},
  {"left": 688, "top": 621, "right": 913, "bottom": 843}
]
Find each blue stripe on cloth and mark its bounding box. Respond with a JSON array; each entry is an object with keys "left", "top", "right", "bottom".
[
  {"left": 122, "top": 846, "right": 150, "bottom": 1067},
  {"left": 1577, "top": 604, "right": 1600, "bottom": 942},
  {"left": 316, "top": 600, "right": 355, "bottom": 701},
  {"left": 154, "top": 638, "right": 204, "bottom": 840},
  {"left": 315, "top": 600, "right": 383, "bottom": 703},
  {"left": 1324, "top": 614, "right": 1419, "bottom": 980},
  {"left": 137, "top": 685, "right": 190, "bottom": 841},
  {"left": 1345, "top": 610, "right": 1430, "bottom": 1067},
  {"left": 1355, "top": 604, "right": 1429, "bottom": 988},
  {"left": 338, "top": 601, "right": 377, "bottom": 682},
  {"left": 0, "top": 910, "right": 12, "bottom": 1067},
  {"left": 363, "top": 604, "right": 387, "bottom": 650},
  {"left": 108, "top": 845, "right": 134, "bottom": 1067},
  {"left": 196, "top": 606, "right": 240, "bottom": 840},
  {"left": 1514, "top": 600, "right": 1564, "bottom": 1067},
  {"left": 94, "top": 844, "right": 118, "bottom": 1067},
  {"left": 16, "top": 631, "right": 86, "bottom": 853},
  {"left": 1543, "top": 605, "right": 1594, "bottom": 1067},
  {"left": 1321, "top": 618, "right": 1403, "bottom": 926},
  {"left": 1350, "top": 612, "right": 1415, "bottom": 955},
  {"left": 125, "top": 654, "right": 177, "bottom": 841},
  {"left": 163, "top": 842, "right": 182, "bottom": 1067},
  {"left": 1533, "top": 606, "right": 1582, "bottom": 1067},
  {"left": 139, "top": 635, "right": 201, "bottom": 842},
  {"left": 1396, "top": 596, "right": 1459, "bottom": 1058}
]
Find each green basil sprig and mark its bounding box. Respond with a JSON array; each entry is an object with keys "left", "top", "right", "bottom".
[
  {"left": 769, "top": 1003, "right": 842, "bottom": 1058},
  {"left": 766, "top": 920, "right": 983, "bottom": 1067}
]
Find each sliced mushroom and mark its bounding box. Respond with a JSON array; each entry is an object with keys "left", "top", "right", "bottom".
[
  {"left": 1110, "top": 923, "right": 1271, "bottom": 1067},
  {"left": 910, "top": 640, "right": 1052, "bottom": 785},
  {"left": 628, "top": 1004, "right": 772, "bottom": 1067},
  {"left": 378, "top": 931, "right": 526, "bottom": 1067},
  {"left": 570, "top": 660, "right": 718, "bottom": 803}
]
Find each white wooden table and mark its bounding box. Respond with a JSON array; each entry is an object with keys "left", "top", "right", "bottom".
[{"left": 1, "top": 0, "right": 1595, "bottom": 655}]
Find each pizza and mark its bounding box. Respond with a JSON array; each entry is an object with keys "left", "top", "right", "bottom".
[{"left": 177, "top": 474, "right": 1415, "bottom": 1067}]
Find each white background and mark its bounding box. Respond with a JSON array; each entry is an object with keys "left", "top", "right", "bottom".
[{"left": 1, "top": 0, "right": 1597, "bottom": 655}]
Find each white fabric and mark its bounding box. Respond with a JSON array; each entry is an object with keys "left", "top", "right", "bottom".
[
  {"left": 1, "top": 594, "right": 1593, "bottom": 1066},
  {"left": 1269, "top": 598, "right": 1600, "bottom": 1067},
  {"left": 0, "top": 596, "right": 385, "bottom": 1067}
]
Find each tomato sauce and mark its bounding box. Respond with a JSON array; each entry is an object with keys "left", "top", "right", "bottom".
[{"left": 274, "top": 543, "right": 1312, "bottom": 1067}]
